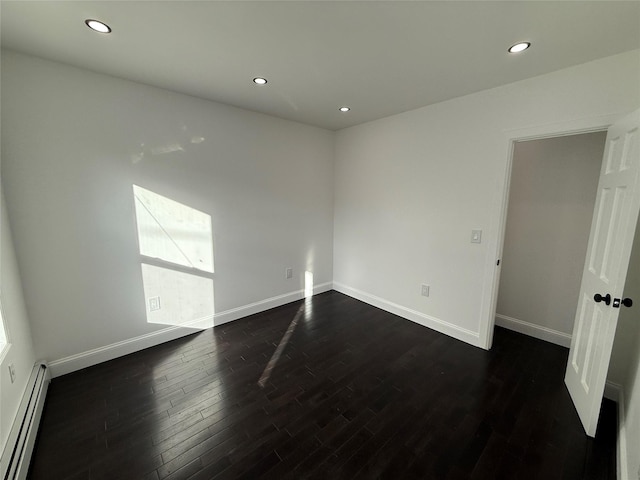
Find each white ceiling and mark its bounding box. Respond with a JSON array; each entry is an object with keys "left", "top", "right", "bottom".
[{"left": 2, "top": 1, "right": 639, "bottom": 131}]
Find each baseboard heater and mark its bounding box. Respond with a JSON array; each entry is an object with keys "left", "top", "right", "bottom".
[{"left": 1, "top": 363, "right": 50, "bottom": 480}]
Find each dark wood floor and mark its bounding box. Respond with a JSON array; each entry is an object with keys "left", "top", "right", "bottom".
[{"left": 29, "top": 291, "right": 616, "bottom": 480}]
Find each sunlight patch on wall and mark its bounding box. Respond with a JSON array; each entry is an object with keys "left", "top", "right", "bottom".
[
  {"left": 0, "top": 302, "right": 7, "bottom": 348},
  {"left": 133, "top": 185, "right": 214, "bottom": 329},
  {"left": 305, "top": 271, "right": 314, "bottom": 298},
  {"left": 141, "top": 264, "right": 214, "bottom": 329},
  {"left": 134, "top": 185, "right": 213, "bottom": 273}
]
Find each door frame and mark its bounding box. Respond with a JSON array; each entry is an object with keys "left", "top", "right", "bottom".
[{"left": 479, "top": 112, "right": 627, "bottom": 350}]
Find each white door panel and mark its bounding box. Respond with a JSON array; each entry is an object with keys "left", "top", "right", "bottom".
[{"left": 565, "top": 109, "right": 640, "bottom": 437}]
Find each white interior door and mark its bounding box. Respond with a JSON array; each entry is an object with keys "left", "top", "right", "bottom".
[{"left": 565, "top": 109, "right": 640, "bottom": 437}]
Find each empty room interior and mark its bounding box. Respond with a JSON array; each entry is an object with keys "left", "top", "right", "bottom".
[{"left": 1, "top": 1, "right": 640, "bottom": 479}]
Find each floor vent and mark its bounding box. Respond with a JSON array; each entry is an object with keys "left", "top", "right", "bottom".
[{"left": 1, "top": 363, "right": 50, "bottom": 480}]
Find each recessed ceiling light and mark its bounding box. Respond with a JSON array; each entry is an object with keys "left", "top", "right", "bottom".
[
  {"left": 85, "top": 19, "right": 111, "bottom": 34},
  {"left": 253, "top": 77, "right": 268, "bottom": 85},
  {"left": 339, "top": 106, "right": 351, "bottom": 112},
  {"left": 508, "top": 42, "right": 531, "bottom": 54}
]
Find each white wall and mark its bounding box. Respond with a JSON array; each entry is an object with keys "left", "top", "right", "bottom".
[
  {"left": 608, "top": 209, "right": 640, "bottom": 479},
  {"left": 0, "top": 51, "right": 334, "bottom": 375},
  {"left": 0, "top": 190, "right": 37, "bottom": 456},
  {"left": 496, "top": 133, "right": 605, "bottom": 347},
  {"left": 609, "top": 211, "right": 640, "bottom": 385},
  {"left": 334, "top": 49, "right": 640, "bottom": 348},
  {"left": 620, "top": 315, "right": 640, "bottom": 480},
  {"left": 2, "top": 43, "right": 640, "bottom": 474}
]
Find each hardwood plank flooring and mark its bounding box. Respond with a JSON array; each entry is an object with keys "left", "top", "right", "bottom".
[{"left": 28, "top": 291, "right": 616, "bottom": 479}]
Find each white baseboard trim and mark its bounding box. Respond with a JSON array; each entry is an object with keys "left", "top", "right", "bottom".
[
  {"left": 333, "top": 282, "right": 481, "bottom": 348},
  {"left": 605, "top": 380, "right": 622, "bottom": 403},
  {"left": 612, "top": 383, "right": 629, "bottom": 480},
  {"left": 495, "top": 314, "right": 572, "bottom": 348},
  {"left": 603, "top": 381, "right": 629, "bottom": 480},
  {"left": 48, "top": 283, "right": 333, "bottom": 378},
  {"left": 213, "top": 282, "right": 332, "bottom": 326},
  {"left": 47, "top": 323, "right": 207, "bottom": 378}
]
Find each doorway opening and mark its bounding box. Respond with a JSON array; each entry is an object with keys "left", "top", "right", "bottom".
[
  {"left": 486, "top": 110, "right": 640, "bottom": 438},
  {"left": 495, "top": 131, "right": 607, "bottom": 347}
]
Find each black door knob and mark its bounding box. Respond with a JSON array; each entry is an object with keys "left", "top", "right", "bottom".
[
  {"left": 622, "top": 298, "right": 633, "bottom": 308},
  {"left": 594, "top": 293, "right": 611, "bottom": 305}
]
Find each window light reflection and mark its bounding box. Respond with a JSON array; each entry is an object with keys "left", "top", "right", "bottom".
[{"left": 133, "top": 185, "right": 214, "bottom": 329}]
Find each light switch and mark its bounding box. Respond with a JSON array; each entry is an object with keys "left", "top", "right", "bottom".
[
  {"left": 471, "top": 229, "right": 482, "bottom": 244},
  {"left": 149, "top": 296, "right": 161, "bottom": 311}
]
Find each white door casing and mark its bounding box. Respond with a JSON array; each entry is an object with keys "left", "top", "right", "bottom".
[{"left": 565, "top": 109, "right": 640, "bottom": 437}]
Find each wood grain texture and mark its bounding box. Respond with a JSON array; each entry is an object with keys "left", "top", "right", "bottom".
[{"left": 28, "top": 291, "right": 616, "bottom": 479}]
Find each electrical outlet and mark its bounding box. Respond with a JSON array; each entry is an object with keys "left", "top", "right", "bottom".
[
  {"left": 8, "top": 363, "right": 16, "bottom": 384},
  {"left": 285, "top": 267, "right": 293, "bottom": 279},
  {"left": 421, "top": 284, "right": 430, "bottom": 297},
  {"left": 149, "top": 296, "right": 161, "bottom": 312}
]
